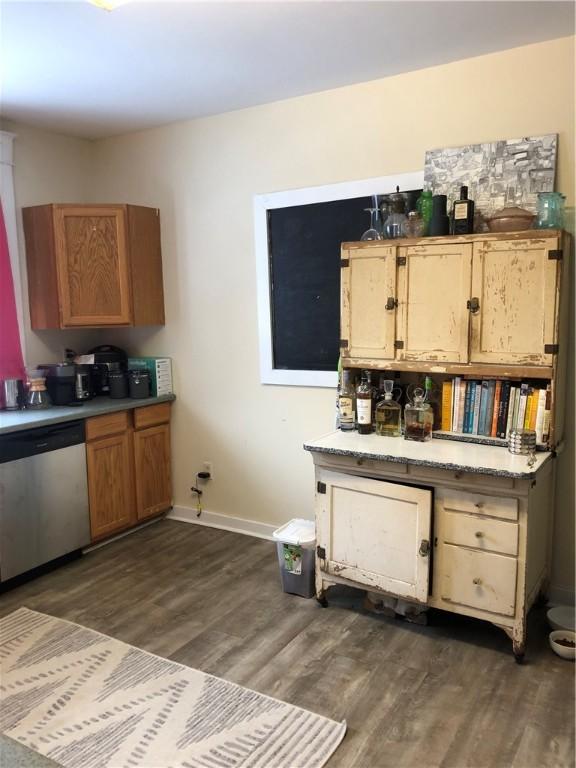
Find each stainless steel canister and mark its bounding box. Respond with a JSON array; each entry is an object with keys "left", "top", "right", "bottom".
[
  {"left": 1, "top": 379, "right": 24, "bottom": 410},
  {"left": 507, "top": 428, "right": 537, "bottom": 455}
]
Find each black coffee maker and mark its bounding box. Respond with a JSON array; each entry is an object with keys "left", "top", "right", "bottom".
[{"left": 87, "top": 345, "right": 128, "bottom": 396}]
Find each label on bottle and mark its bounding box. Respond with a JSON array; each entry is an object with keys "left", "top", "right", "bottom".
[
  {"left": 454, "top": 202, "right": 469, "bottom": 220},
  {"left": 357, "top": 398, "right": 371, "bottom": 425},
  {"left": 339, "top": 396, "right": 354, "bottom": 422}
]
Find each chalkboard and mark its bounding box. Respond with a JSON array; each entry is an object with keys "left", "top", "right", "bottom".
[{"left": 267, "top": 191, "right": 421, "bottom": 372}]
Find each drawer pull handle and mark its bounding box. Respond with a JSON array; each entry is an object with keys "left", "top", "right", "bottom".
[
  {"left": 475, "top": 531, "right": 483, "bottom": 538},
  {"left": 473, "top": 577, "right": 482, "bottom": 586}
]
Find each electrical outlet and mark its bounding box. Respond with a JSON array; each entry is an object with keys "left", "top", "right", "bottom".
[{"left": 203, "top": 461, "right": 213, "bottom": 480}]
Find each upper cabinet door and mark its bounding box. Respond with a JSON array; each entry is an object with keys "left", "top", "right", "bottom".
[
  {"left": 396, "top": 243, "right": 472, "bottom": 363},
  {"left": 341, "top": 245, "right": 397, "bottom": 362},
  {"left": 470, "top": 238, "right": 560, "bottom": 366},
  {"left": 54, "top": 206, "right": 133, "bottom": 326}
]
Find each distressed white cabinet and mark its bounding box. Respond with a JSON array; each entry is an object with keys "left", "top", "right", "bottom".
[
  {"left": 307, "top": 433, "right": 555, "bottom": 661},
  {"left": 315, "top": 471, "right": 432, "bottom": 602}
]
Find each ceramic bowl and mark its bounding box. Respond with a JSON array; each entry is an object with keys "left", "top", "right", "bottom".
[
  {"left": 547, "top": 605, "right": 575, "bottom": 632},
  {"left": 549, "top": 630, "right": 576, "bottom": 660},
  {"left": 486, "top": 207, "right": 535, "bottom": 233}
]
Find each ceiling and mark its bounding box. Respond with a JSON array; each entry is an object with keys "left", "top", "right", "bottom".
[{"left": 1, "top": 1, "right": 574, "bottom": 140}]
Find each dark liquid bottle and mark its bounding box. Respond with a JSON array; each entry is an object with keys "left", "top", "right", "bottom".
[
  {"left": 356, "top": 371, "right": 372, "bottom": 435},
  {"left": 451, "top": 185, "right": 475, "bottom": 235}
]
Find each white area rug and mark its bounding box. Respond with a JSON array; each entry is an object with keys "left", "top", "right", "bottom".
[{"left": 0, "top": 608, "right": 346, "bottom": 768}]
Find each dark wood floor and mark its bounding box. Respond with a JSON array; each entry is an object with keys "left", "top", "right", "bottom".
[{"left": 0, "top": 519, "right": 573, "bottom": 768}]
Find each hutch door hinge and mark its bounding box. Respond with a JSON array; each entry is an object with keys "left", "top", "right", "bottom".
[
  {"left": 396, "top": 256, "right": 407, "bottom": 266},
  {"left": 339, "top": 339, "right": 348, "bottom": 349},
  {"left": 544, "top": 344, "right": 559, "bottom": 354},
  {"left": 341, "top": 259, "right": 350, "bottom": 268},
  {"left": 548, "top": 249, "right": 563, "bottom": 261},
  {"left": 316, "top": 546, "right": 326, "bottom": 559},
  {"left": 317, "top": 481, "right": 327, "bottom": 494},
  {"left": 394, "top": 340, "right": 404, "bottom": 349},
  {"left": 385, "top": 296, "right": 398, "bottom": 310},
  {"left": 419, "top": 539, "right": 431, "bottom": 557}
]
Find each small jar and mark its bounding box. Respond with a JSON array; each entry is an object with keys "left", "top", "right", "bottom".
[
  {"left": 404, "top": 387, "right": 433, "bottom": 442},
  {"left": 535, "top": 192, "right": 565, "bottom": 229},
  {"left": 128, "top": 369, "right": 150, "bottom": 399},
  {"left": 109, "top": 370, "right": 128, "bottom": 399},
  {"left": 402, "top": 211, "right": 425, "bottom": 238}
]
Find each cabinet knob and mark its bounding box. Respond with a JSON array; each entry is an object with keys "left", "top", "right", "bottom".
[
  {"left": 473, "top": 577, "right": 482, "bottom": 586},
  {"left": 467, "top": 297, "right": 480, "bottom": 314},
  {"left": 385, "top": 296, "right": 398, "bottom": 311},
  {"left": 475, "top": 531, "right": 483, "bottom": 538}
]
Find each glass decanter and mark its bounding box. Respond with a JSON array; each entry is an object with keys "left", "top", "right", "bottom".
[
  {"left": 375, "top": 380, "right": 401, "bottom": 437},
  {"left": 404, "top": 387, "right": 433, "bottom": 442}
]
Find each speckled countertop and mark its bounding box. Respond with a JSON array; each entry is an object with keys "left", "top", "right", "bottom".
[
  {"left": 304, "top": 430, "right": 552, "bottom": 479},
  {"left": 0, "top": 394, "right": 175, "bottom": 435}
]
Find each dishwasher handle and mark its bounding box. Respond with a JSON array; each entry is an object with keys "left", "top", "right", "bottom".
[{"left": 0, "top": 420, "right": 85, "bottom": 463}]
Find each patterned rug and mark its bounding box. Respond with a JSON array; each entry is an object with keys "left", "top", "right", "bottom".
[{"left": 0, "top": 608, "right": 346, "bottom": 768}]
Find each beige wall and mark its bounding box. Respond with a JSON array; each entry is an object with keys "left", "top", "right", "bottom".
[{"left": 7, "top": 36, "right": 575, "bottom": 599}]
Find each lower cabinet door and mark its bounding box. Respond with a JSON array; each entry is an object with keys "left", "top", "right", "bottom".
[
  {"left": 133, "top": 423, "right": 172, "bottom": 520},
  {"left": 86, "top": 432, "right": 135, "bottom": 540},
  {"left": 316, "top": 470, "right": 432, "bottom": 602}
]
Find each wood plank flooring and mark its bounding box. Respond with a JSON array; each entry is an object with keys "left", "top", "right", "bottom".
[{"left": 0, "top": 519, "right": 573, "bottom": 768}]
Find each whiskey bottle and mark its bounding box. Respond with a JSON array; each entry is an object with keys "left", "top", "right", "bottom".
[
  {"left": 451, "top": 185, "right": 475, "bottom": 235},
  {"left": 356, "top": 371, "right": 373, "bottom": 435},
  {"left": 375, "top": 380, "right": 401, "bottom": 437},
  {"left": 338, "top": 370, "right": 356, "bottom": 432}
]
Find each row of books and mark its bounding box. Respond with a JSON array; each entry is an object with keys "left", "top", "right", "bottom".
[{"left": 440, "top": 379, "right": 551, "bottom": 444}]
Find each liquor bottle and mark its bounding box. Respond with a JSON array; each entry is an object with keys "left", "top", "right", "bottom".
[
  {"left": 404, "top": 387, "right": 433, "bottom": 442},
  {"left": 451, "top": 186, "right": 475, "bottom": 235},
  {"left": 375, "top": 380, "right": 401, "bottom": 437},
  {"left": 356, "top": 371, "right": 373, "bottom": 435},
  {"left": 338, "top": 370, "right": 356, "bottom": 432}
]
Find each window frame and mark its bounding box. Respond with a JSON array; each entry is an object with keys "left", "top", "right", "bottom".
[{"left": 254, "top": 170, "right": 424, "bottom": 387}]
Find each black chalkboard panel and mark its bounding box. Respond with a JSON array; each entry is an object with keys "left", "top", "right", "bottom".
[{"left": 267, "top": 197, "right": 372, "bottom": 372}]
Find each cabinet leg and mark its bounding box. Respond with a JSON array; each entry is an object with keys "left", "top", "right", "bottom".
[
  {"left": 316, "top": 590, "right": 328, "bottom": 608},
  {"left": 513, "top": 642, "right": 525, "bottom": 664}
]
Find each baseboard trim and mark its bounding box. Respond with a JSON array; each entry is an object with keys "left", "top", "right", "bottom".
[
  {"left": 548, "top": 584, "right": 575, "bottom": 606},
  {"left": 168, "top": 505, "right": 276, "bottom": 541}
]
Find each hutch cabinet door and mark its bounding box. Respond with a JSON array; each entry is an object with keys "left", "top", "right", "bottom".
[
  {"left": 316, "top": 470, "right": 432, "bottom": 602},
  {"left": 469, "top": 238, "right": 560, "bottom": 366},
  {"left": 341, "top": 245, "right": 397, "bottom": 362},
  {"left": 133, "top": 423, "right": 172, "bottom": 520},
  {"left": 86, "top": 431, "right": 135, "bottom": 541},
  {"left": 53, "top": 206, "right": 133, "bottom": 326},
  {"left": 396, "top": 243, "right": 472, "bottom": 363}
]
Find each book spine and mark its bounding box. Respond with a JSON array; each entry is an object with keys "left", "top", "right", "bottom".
[
  {"left": 490, "top": 380, "right": 502, "bottom": 437},
  {"left": 482, "top": 380, "right": 495, "bottom": 436},
  {"left": 463, "top": 382, "right": 473, "bottom": 433},
  {"left": 472, "top": 382, "right": 482, "bottom": 435},
  {"left": 497, "top": 381, "right": 511, "bottom": 438},
  {"left": 542, "top": 384, "right": 552, "bottom": 443},
  {"left": 478, "top": 380, "right": 489, "bottom": 435},
  {"left": 452, "top": 377, "right": 461, "bottom": 431},
  {"left": 534, "top": 387, "right": 547, "bottom": 444},
  {"left": 517, "top": 383, "right": 528, "bottom": 431},
  {"left": 528, "top": 390, "right": 538, "bottom": 431},
  {"left": 505, "top": 386, "right": 517, "bottom": 439},
  {"left": 457, "top": 380, "right": 466, "bottom": 433},
  {"left": 523, "top": 386, "right": 534, "bottom": 429},
  {"left": 441, "top": 381, "right": 452, "bottom": 431}
]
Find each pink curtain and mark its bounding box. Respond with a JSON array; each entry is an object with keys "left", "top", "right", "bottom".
[{"left": 0, "top": 200, "right": 25, "bottom": 380}]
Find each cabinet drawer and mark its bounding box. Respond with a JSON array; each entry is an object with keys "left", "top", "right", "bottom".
[
  {"left": 441, "top": 511, "right": 519, "bottom": 556},
  {"left": 437, "top": 488, "right": 518, "bottom": 521},
  {"left": 86, "top": 410, "right": 130, "bottom": 441},
  {"left": 315, "top": 452, "right": 407, "bottom": 477},
  {"left": 408, "top": 465, "right": 514, "bottom": 490},
  {"left": 134, "top": 402, "right": 171, "bottom": 430},
  {"left": 439, "top": 544, "right": 517, "bottom": 617}
]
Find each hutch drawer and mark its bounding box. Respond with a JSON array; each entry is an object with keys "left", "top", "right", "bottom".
[
  {"left": 436, "top": 487, "right": 518, "bottom": 521},
  {"left": 440, "top": 510, "right": 519, "bottom": 556}
]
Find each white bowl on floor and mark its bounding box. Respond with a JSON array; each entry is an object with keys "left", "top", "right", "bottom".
[
  {"left": 549, "top": 630, "right": 576, "bottom": 660},
  {"left": 547, "top": 606, "right": 575, "bottom": 632}
]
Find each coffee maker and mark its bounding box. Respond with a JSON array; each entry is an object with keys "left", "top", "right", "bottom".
[{"left": 84, "top": 345, "right": 128, "bottom": 396}]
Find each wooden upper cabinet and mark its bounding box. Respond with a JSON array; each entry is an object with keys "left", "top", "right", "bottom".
[
  {"left": 396, "top": 243, "right": 472, "bottom": 364},
  {"left": 341, "top": 245, "right": 397, "bottom": 362},
  {"left": 469, "top": 237, "right": 560, "bottom": 367},
  {"left": 23, "top": 204, "right": 165, "bottom": 329}
]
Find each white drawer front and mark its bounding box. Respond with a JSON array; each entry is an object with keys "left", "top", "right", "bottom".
[
  {"left": 442, "top": 511, "right": 519, "bottom": 556},
  {"left": 437, "top": 487, "right": 518, "bottom": 521},
  {"left": 439, "top": 545, "right": 517, "bottom": 617}
]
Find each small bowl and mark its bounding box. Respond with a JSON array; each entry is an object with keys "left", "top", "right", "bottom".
[
  {"left": 549, "top": 630, "right": 576, "bottom": 660},
  {"left": 547, "top": 605, "right": 575, "bottom": 632},
  {"left": 486, "top": 206, "right": 535, "bottom": 233}
]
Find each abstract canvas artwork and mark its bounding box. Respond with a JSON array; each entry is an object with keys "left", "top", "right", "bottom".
[{"left": 424, "top": 134, "right": 557, "bottom": 215}]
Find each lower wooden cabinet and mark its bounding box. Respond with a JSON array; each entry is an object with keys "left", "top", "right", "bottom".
[
  {"left": 86, "top": 431, "right": 136, "bottom": 540},
  {"left": 133, "top": 423, "right": 171, "bottom": 520},
  {"left": 86, "top": 403, "right": 172, "bottom": 542}
]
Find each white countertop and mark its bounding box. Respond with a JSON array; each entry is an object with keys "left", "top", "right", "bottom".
[{"left": 304, "top": 430, "right": 552, "bottom": 479}]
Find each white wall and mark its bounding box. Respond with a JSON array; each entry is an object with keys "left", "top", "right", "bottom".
[{"left": 6, "top": 36, "right": 575, "bottom": 599}]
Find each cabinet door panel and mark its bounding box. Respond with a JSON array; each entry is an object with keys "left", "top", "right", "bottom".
[
  {"left": 341, "top": 245, "right": 397, "bottom": 361},
  {"left": 87, "top": 432, "right": 135, "bottom": 541},
  {"left": 316, "top": 470, "right": 432, "bottom": 602},
  {"left": 54, "top": 206, "right": 132, "bottom": 326},
  {"left": 470, "top": 238, "right": 559, "bottom": 365},
  {"left": 133, "top": 424, "right": 172, "bottom": 520},
  {"left": 396, "top": 244, "right": 472, "bottom": 363}
]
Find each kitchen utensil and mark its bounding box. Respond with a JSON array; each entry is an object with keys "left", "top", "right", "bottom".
[
  {"left": 38, "top": 363, "right": 76, "bottom": 406},
  {"left": 1, "top": 379, "right": 24, "bottom": 410},
  {"left": 75, "top": 366, "right": 94, "bottom": 401},
  {"left": 486, "top": 206, "right": 535, "bottom": 232},
  {"left": 508, "top": 428, "right": 536, "bottom": 455},
  {"left": 25, "top": 375, "right": 52, "bottom": 410},
  {"left": 128, "top": 369, "right": 150, "bottom": 399},
  {"left": 109, "top": 370, "right": 128, "bottom": 399}
]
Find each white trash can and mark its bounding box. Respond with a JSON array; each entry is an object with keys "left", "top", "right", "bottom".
[{"left": 273, "top": 518, "right": 316, "bottom": 598}]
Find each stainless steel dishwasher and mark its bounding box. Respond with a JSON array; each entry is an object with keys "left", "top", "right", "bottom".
[{"left": 0, "top": 420, "right": 90, "bottom": 582}]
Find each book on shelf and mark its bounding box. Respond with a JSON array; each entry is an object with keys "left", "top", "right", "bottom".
[
  {"left": 542, "top": 384, "right": 552, "bottom": 443},
  {"left": 463, "top": 381, "right": 474, "bottom": 433},
  {"left": 490, "top": 380, "right": 502, "bottom": 437},
  {"left": 472, "top": 383, "right": 482, "bottom": 434},
  {"left": 534, "top": 387, "right": 547, "bottom": 444},
  {"left": 517, "top": 383, "right": 529, "bottom": 431},
  {"left": 496, "top": 380, "right": 511, "bottom": 438},
  {"left": 441, "top": 380, "right": 452, "bottom": 431},
  {"left": 457, "top": 379, "right": 466, "bottom": 433},
  {"left": 452, "top": 376, "right": 461, "bottom": 432}
]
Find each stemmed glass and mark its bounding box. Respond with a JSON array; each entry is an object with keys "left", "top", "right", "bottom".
[{"left": 361, "top": 195, "right": 383, "bottom": 240}]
